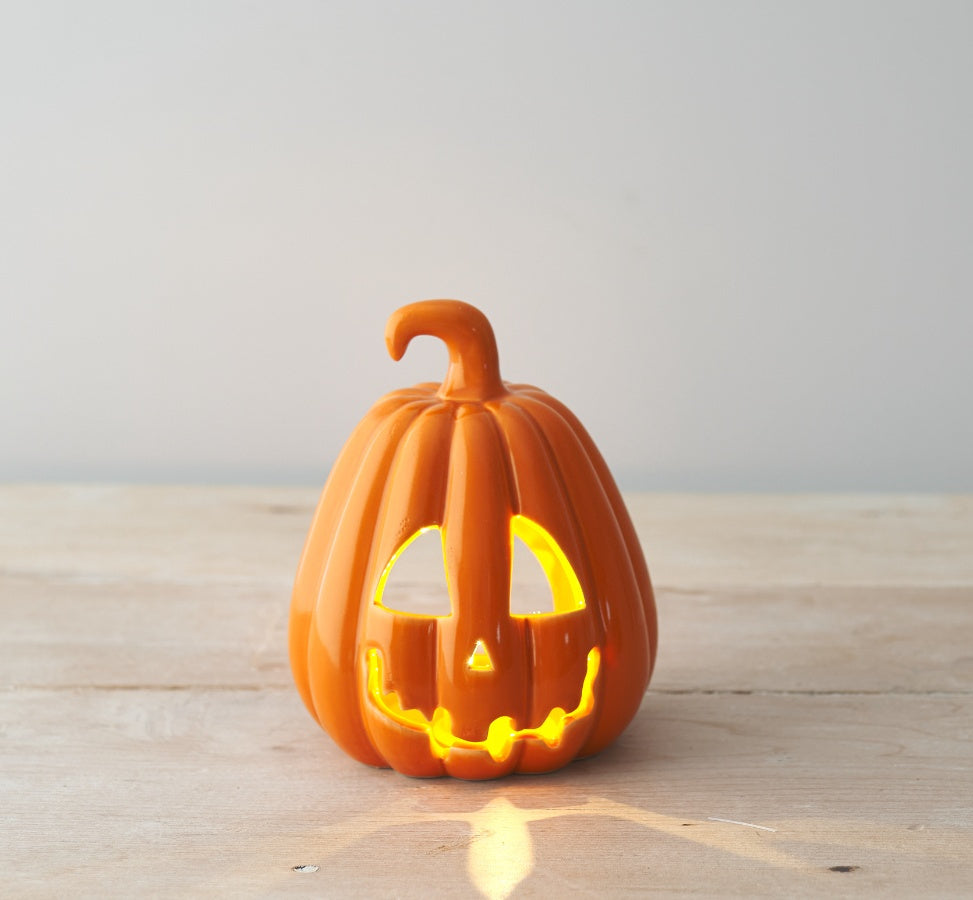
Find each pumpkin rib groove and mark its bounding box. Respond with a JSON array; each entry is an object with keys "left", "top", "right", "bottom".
[
  {"left": 501, "top": 396, "right": 607, "bottom": 638},
  {"left": 367, "top": 401, "right": 454, "bottom": 551},
  {"left": 483, "top": 402, "right": 542, "bottom": 748},
  {"left": 357, "top": 401, "right": 456, "bottom": 772},
  {"left": 302, "top": 398, "right": 433, "bottom": 766},
  {"left": 498, "top": 396, "right": 609, "bottom": 756},
  {"left": 515, "top": 391, "right": 646, "bottom": 630},
  {"left": 525, "top": 392, "right": 658, "bottom": 670},
  {"left": 306, "top": 398, "right": 435, "bottom": 643},
  {"left": 360, "top": 399, "right": 456, "bottom": 617},
  {"left": 290, "top": 392, "right": 423, "bottom": 718},
  {"left": 483, "top": 401, "right": 521, "bottom": 520},
  {"left": 512, "top": 392, "right": 652, "bottom": 758},
  {"left": 292, "top": 393, "right": 420, "bottom": 614},
  {"left": 439, "top": 406, "right": 525, "bottom": 777}
]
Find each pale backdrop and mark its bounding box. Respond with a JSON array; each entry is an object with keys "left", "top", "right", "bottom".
[{"left": 2, "top": 1, "right": 971, "bottom": 489}]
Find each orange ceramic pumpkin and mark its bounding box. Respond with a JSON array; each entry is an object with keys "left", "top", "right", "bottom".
[{"left": 289, "top": 300, "right": 657, "bottom": 779}]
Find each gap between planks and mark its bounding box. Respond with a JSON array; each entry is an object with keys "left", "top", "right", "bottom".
[{"left": 5, "top": 684, "right": 970, "bottom": 696}]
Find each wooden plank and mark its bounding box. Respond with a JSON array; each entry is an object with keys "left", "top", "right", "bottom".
[
  {"left": 1, "top": 689, "right": 970, "bottom": 897},
  {"left": 2, "top": 486, "right": 971, "bottom": 897},
  {"left": 4, "top": 577, "right": 971, "bottom": 695},
  {"left": 0, "top": 575, "right": 288, "bottom": 689},
  {"left": 3, "top": 486, "right": 971, "bottom": 694},
  {"left": 652, "top": 585, "right": 973, "bottom": 694},
  {"left": 628, "top": 493, "right": 973, "bottom": 590},
  {"left": 3, "top": 488, "right": 971, "bottom": 590},
  {"left": 0, "top": 484, "right": 314, "bottom": 588}
]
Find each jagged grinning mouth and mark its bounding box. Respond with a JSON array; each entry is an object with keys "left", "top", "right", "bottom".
[{"left": 365, "top": 646, "right": 601, "bottom": 763}]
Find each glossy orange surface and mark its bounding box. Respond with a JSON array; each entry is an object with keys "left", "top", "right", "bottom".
[{"left": 289, "top": 300, "right": 657, "bottom": 779}]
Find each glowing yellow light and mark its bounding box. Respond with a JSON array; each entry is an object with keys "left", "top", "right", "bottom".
[
  {"left": 366, "top": 646, "right": 600, "bottom": 763},
  {"left": 510, "top": 514, "right": 585, "bottom": 616},
  {"left": 467, "top": 797, "right": 532, "bottom": 900},
  {"left": 373, "top": 516, "right": 584, "bottom": 620},
  {"left": 467, "top": 640, "right": 494, "bottom": 671},
  {"left": 373, "top": 525, "right": 449, "bottom": 617}
]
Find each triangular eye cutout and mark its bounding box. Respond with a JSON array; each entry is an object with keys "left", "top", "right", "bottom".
[
  {"left": 510, "top": 535, "right": 556, "bottom": 615},
  {"left": 510, "top": 515, "right": 586, "bottom": 617},
  {"left": 374, "top": 527, "right": 451, "bottom": 617}
]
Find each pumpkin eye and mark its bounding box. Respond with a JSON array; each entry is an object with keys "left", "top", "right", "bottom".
[
  {"left": 510, "top": 515, "right": 586, "bottom": 617},
  {"left": 374, "top": 526, "right": 451, "bottom": 617},
  {"left": 510, "top": 534, "right": 555, "bottom": 614}
]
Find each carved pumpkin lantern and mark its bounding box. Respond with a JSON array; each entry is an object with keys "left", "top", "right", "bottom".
[{"left": 289, "top": 300, "right": 657, "bottom": 779}]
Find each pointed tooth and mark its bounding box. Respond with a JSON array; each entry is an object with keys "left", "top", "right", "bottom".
[
  {"left": 486, "top": 717, "right": 517, "bottom": 763},
  {"left": 430, "top": 707, "right": 454, "bottom": 756}
]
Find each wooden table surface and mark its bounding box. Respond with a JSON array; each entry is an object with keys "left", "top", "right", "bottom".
[{"left": 2, "top": 486, "right": 971, "bottom": 898}]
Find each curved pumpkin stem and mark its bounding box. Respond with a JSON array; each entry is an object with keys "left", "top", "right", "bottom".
[{"left": 386, "top": 300, "right": 506, "bottom": 401}]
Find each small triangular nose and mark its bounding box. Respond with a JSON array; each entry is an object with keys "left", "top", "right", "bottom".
[{"left": 467, "top": 640, "right": 494, "bottom": 671}]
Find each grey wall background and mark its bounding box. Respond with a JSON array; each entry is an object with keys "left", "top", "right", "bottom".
[{"left": 2, "top": 1, "right": 971, "bottom": 490}]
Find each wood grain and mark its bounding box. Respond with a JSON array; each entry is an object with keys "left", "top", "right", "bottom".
[
  {"left": 3, "top": 689, "right": 970, "bottom": 897},
  {"left": 1, "top": 486, "right": 970, "bottom": 898},
  {"left": 5, "top": 579, "right": 971, "bottom": 695}
]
